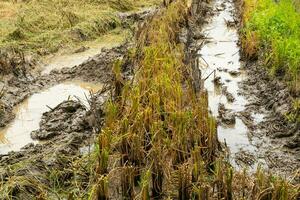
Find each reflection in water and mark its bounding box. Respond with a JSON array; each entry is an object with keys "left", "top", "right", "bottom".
[
  {"left": 41, "top": 32, "right": 126, "bottom": 74},
  {"left": 0, "top": 82, "right": 102, "bottom": 154},
  {"left": 198, "top": 0, "right": 265, "bottom": 168}
]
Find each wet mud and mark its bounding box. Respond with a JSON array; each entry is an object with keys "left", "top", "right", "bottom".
[
  {"left": 0, "top": 97, "right": 106, "bottom": 199},
  {"left": 196, "top": 0, "right": 299, "bottom": 179},
  {"left": 0, "top": 0, "right": 299, "bottom": 198},
  {"left": 0, "top": 43, "right": 131, "bottom": 198},
  {"left": 0, "top": 44, "right": 128, "bottom": 129},
  {"left": 0, "top": 7, "right": 154, "bottom": 198},
  {"left": 0, "top": 82, "right": 102, "bottom": 154},
  {"left": 0, "top": 6, "right": 158, "bottom": 128},
  {"left": 239, "top": 61, "right": 300, "bottom": 177}
]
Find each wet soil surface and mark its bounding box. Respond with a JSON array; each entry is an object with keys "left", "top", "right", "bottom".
[
  {"left": 0, "top": 98, "right": 105, "bottom": 199},
  {"left": 0, "top": 44, "right": 127, "bottom": 128},
  {"left": 0, "top": 43, "right": 132, "bottom": 198},
  {"left": 195, "top": 0, "right": 299, "bottom": 180},
  {"left": 239, "top": 61, "right": 300, "bottom": 177},
  {"left": 0, "top": 0, "right": 299, "bottom": 198},
  {"left": 0, "top": 7, "right": 156, "bottom": 197},
  {"left": 0, "top": 82, "right": 103, "bottom": 154},
  {"left": 0, "top": 6, "right": 157, "bottom": 129}
]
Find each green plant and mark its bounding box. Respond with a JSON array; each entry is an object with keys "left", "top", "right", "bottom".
[{"left": 241, "top": 0, "right": 300, "bottom": 91}]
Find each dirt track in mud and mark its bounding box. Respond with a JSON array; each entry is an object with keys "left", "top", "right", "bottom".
[
  {"left": 0, "top": 44, "right": 126, "bottom": 127},
  {"left": 191, "top": 0, "right": 299, "bottom": 179},
  {"left": 0, "top": 41, "right": 137, "bottom": 199},
  {"left": 0, "top": 0, "right": 299, "bottom": 196},
  {"left": 0, "top": 7, "right": 158, "bottom": 197},
  {"left": 0, "top": 43, "right": 129, "bottom": 193}
]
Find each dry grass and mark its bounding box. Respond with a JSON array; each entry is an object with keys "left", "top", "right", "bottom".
[
  {"left": 91, "top": 0, "right": 300, "bottom": 199},
  {"left": 91, "top": 0, "right": 218, "bottom": 198},
  {"left": 0, "top": 0, "right": 162, "bottom": 75},
  {"left": 0, "top": 1, "right": 19, "bottom": 19}
]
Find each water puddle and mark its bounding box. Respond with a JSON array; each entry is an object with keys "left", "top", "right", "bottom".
[
  {"left": 0, "top": 81, "right": 102, "bottom": 154},
  {"left": 198, "top": 0, "right": 266, "bottom": 168},
  {"left": 40, "top": 31, "right": 126, "bottom": 74}
]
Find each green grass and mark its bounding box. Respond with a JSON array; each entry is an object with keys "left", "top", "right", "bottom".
[
  {"left": 242, "top": 0, "right": 300, "bottom": 92},
  {"left": 0, "top": 0, "right": 161, "bottom": 55}
]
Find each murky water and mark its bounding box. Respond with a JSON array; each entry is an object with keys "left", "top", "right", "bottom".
[
  {"left": 0, "top": 81, "right": 102, "bottom": 154},
  {"left": 41, "top": 32, "right": 126, "bottom": 74},
  {"left": 198, "top": 0, "right": 265, "bottom": 168}
]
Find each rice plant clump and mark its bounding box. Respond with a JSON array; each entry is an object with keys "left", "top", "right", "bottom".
[
  {"left": 92, "top": 0, "right": 218, "bottom": 198},
  {"left": 92, "top": 0, "right": 300, "bottom": 199}
]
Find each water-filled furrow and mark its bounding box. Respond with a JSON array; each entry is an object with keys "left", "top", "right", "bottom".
[
  {"left": 0, "top": 81, "right": 102, "bottom": 154},
  {"left": 40, "top": 33, "right": 125, "bottom": 75},
  {"left": 198, "top": 0, "right": 266, "bottom": 169}
]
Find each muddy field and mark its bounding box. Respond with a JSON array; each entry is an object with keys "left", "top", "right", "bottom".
[
  {"left": 0, "top": 0, "right": 299, "bottom": 198},
  {"left": 194, "top": 0, "right": 299, "bottom": 177},
  {"left": 0, "top": 9, "right": 149, "bottom": 197}
]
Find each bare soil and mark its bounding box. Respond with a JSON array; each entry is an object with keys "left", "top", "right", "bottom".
[{"left": 238, "top": 60, "right": 300, "bottom": 178}]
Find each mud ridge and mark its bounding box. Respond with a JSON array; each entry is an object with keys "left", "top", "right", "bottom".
[
  {"left": 239, "top": 61, "right": 300, "bottom": 178},
  {"left": 233, "top": 0, "right": 300, "bottom": 179},
  {"left": 0, "top": 97, "right": 105, "bottom": 198}
]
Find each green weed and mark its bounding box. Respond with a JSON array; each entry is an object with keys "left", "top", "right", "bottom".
[{"left": 242, "top": 0, "right": 300, "bottom": 92}]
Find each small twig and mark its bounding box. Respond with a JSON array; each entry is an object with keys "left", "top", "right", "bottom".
[
  {"left": 197, "top": 55, "right": 209, "bottom": 67},
  {"left": 0, "top": 86, "right": 5, "bottom": 99},
  {"left": 46, "top": 105, "right": 54, "bottom": 111},
  {"left": 232, "top": 50, "right": 239, "bottom": 56},
  {"left": 214, "top": 53, "right": 225, "bottom": 56},
  {"left": 203, "top": 70, "right": 216, "bottom": 81},
  {"left": 74, "top": 95, "right": 84, "bottom": 104}
]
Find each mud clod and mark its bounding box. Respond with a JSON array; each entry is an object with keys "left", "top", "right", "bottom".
[
  {"left": 222, "top": 86, "right": 235, "bottom": 102},
  {"left": 213, "top": 76, "right": 223, "bottom": 86},
  {"left": 0, "top": 102, "right": 14, "bottom": 128},
  {"left": 284, "top": 131, "right": 300, "bottom": 149},
  {"left": 228, "top": 70, "right": 241, "bottom": 77},
  {"left": 31, "top": 100, "right": 89, "bottom": 140},
  {"left": 217, "top": 67, "right": 228, "bottom": 72},
  {"left": 218, "top": 103, "right": 235, "bottom": 125},
  {"left": 235, "top": 150, "right": 256, "bottom": 166},
  {"left": 73, "top": 46, "right": 90, "bottom": 53}
]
